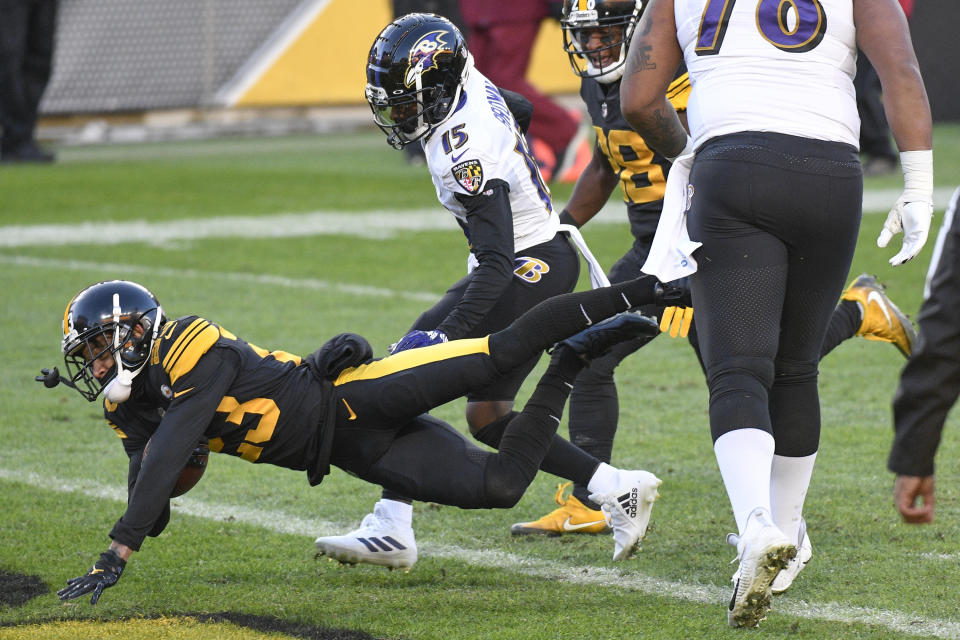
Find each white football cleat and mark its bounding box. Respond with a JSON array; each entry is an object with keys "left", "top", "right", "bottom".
[
  {"left": 314, "top": 504, "right": 417, "bottom": 570},
  {"left": 771, "top": 520, "right": 812, "bottom": 594},
  {"left": 589, "top": 469, "right": 662, "bottom": 561},
  {"left": 727, "top": 507, "right": 796, "bottom": 628}
]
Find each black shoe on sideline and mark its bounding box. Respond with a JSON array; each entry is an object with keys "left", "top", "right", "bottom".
[{"left": 1, "top": 142, "right": 56, "bottom": 164}]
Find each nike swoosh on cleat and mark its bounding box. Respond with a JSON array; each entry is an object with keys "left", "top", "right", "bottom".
[
  {"left": 562, "top": 516, "right": 607, "bottom": 531},
  {"left": 867, "top": 290, "right": 894, "bottom": 326}
]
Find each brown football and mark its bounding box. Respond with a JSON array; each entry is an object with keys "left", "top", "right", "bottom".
[{"left": 171, "top": 442, "right": 209, "bottom": 497}]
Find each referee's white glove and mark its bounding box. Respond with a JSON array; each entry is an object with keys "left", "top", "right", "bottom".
[{"left": 877, "top": 150, "right": 934, "bottom": 266}]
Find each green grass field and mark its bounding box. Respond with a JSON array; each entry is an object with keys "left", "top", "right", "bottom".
[{"left": 1, "top": 125, "right": 959, "bottom": 640}]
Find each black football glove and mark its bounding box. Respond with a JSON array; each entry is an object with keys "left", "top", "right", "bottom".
[
  {"left": 653, "top": 277, "right": 693, "bottom": 308},
  {"left": 57, "top": 549, "right": 126, "bottom": 604}
]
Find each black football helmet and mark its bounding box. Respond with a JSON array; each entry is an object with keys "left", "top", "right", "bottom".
[
  {"left": 61, "top": 280, "right": 165, "bottom": 402},
  {"left": 561, "top": 0, "right": 644, "bottom": 84},
  {"left": 366, "top": 13, "right": 470, "bottom": 149}
]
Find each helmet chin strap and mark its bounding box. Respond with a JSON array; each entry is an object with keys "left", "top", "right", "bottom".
[
  {"left": 104, "top": 293, "right": 132, "bottom": 403},
  {"left": 428, "top": 51, "right": 472, "bottom": 131},
  {"left": 103, "top": 294, "right": 163, "bottom": 404}
]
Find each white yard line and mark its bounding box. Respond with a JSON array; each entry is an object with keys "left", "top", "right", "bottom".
[
  {"left": 1, "top": 188, "right": 955, "bottom": 248},
  {"left": 0, "top": 254, "right": 438, "bottom": 303},
  {"left": 1, "top": 467, "right": 957, "bottom": 638}
]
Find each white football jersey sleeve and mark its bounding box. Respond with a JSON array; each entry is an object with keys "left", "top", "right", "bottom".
[{"left": 423, "top": 67, "right": 558, "bottom": 252}]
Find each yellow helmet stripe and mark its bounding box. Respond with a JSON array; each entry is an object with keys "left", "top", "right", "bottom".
[{"left": 62, "top": 297, "right": 76, "bottom": 336}]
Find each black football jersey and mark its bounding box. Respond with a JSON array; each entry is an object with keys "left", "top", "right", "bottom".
[
  {"left": 580, "top": 73, "right": 691, "bottom": 241},
  {"left": 105, "top": 316, "right": 332, "bottom": 549}
]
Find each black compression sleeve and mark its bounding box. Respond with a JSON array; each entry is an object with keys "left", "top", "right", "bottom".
[
  {"left": 440, "top": 180, "right": 515, "bottom": 339},
  {"left": 125, "top": 449, "right": 171, "bottom": 537}
]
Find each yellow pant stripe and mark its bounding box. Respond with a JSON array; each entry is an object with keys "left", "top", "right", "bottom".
[{"left": 334, "top": 337, "right": 490, "bottom": 385}]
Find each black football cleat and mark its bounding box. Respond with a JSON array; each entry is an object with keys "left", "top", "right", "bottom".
[
  {"left": 1, "top": 142, "right": 55, "bottom": 164},
  {"left": 559, "top": 312, "right": 659, "bottom": 362}
]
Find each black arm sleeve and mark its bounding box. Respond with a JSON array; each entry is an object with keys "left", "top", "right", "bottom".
[
  {"left": 125, "top": 449, "right": 171, "bottom": 537},
  {"left": 109, "top": 348, "right": 240, "bottom": 550},
  {"left": 438, "top": 179, "right": 515, "bottom": 340},
  {"left": 498, "top": 87, "right": 533, "bottom": 135}
]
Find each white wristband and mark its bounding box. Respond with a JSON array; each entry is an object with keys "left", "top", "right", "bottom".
[
  {"left": 667, "top": 136, "right": 694, "bottom": 163},
  {"left": 900, "top": 149, "right": 933, "bottom": 204}
]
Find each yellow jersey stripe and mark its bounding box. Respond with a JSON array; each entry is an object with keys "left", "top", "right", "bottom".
[
  {"left": 165, "top": 322, "right": 221, "bottom": 385},
  {"left": 247, "top": 341, "right": 302, "bottom": 365},
  {"left": 162, "top": 318, "right": 208, "bottom": 371},
  {"left": 334, "top": 337, "right": 490, "bottom": 385},
  {"left": 106, "top": 421, "right": 127, "bottom": 439}
]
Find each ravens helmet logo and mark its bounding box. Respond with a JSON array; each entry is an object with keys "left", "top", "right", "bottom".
[{"left": 404, "top": 30, "right": 452, "bottom": 87}]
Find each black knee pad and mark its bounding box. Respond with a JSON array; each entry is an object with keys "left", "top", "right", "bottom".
[
  {"left": 708, "top": 355, "right": 776, "bottom": 442},
  {"left": 707, "top": 354, "right": 775, "bottom": 393},
  {"left": 770, "top": 357, "right": 821, "bottom": 456},
  {"left": 773, "top": 356, "right": 818, "bottom": 386}
]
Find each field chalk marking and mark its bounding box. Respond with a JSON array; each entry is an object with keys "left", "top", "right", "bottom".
[{"left": 2, "top": 468, "right": 958, "bottom": 639}]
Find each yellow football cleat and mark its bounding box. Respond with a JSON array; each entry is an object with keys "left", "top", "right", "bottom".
[
  {"left": 841, "top": 273, "right": 917, "bottom": 358},
  {"left": 510, "top": 482, "right": 611, "bottom": 536}
]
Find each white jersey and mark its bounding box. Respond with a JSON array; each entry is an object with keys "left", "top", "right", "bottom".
[
  {"left": 423, "top": 67, "right": 558, "bottom": 252},
  {"left": 675, "top": 0, "right": 859, "bottom": 149}
]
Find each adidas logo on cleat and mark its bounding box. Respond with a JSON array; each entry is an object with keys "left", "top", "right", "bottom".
[
  {"left": 314, "top": 505, "right": 418, "bottom": 569},
  {"left": 356, "top": 536, "right": 408, "bottom": 553},
  {"left": 618, "top": 489, "right": 638, "bottom": 519}
]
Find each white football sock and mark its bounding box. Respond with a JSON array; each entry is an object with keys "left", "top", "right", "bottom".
[
  {"left": 376, "top": 499, "right": 413, "bottom": 528},
  {"left": 586, "top": 462, "right": 619, "bottom": 496},
  {"left": 714, "top": 428, "right": 776, "bottom": 535},
  {"left": 770, "top": 452, "right": 817, "bottom": 543}
]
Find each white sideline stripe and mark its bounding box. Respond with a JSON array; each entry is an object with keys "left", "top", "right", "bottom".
[
  {"left": 213, "top": 0, "right": 334, "bottom": 107},
  {"left": 2, "top": 188, "right": 954, "bottom": 248},
  {"left": 0, "top": 209, "right": 458, "bottom": 247},
  {"left": 918, "top": 552, "right": 960, "bottom": 561},
  {"left": 0, "top": 255, "right": 438, "bottom": 303},
  {"left": 3, "top": 468, "right": 958, "bottom": 639},
  {"left": 0, "top": 469, "right": 341, "bottom": 537}
]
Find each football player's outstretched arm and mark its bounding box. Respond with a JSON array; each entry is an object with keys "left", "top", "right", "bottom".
[
  {"left": 109, "top": 349, "right": 238, "bottom": 550},
  {"left": 855, "top": 0, "right": 933, "bottom": 265},
  {"left": 60, "top": 349, "right": 239, "bottom": 605}
]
